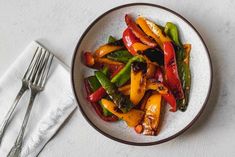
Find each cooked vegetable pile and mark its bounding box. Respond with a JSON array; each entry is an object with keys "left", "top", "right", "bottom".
[{"left": 83, "top": 14, "right": 191, "bottom": 135}]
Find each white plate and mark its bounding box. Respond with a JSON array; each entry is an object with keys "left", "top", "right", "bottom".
[{"left": 71, "top": 3, "right": 212, "bottom": 145}]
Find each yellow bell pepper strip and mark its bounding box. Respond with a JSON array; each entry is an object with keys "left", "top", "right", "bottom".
[
  {"left": 84, "top": 52, "right": 124, "bottom": 74},
  {"left": 118, "top": 84, "right": 130, "bottom": 95},
  {"left": 145, "top": 19, "right": 171, "bottom": 50},
  {"left": 132, "top": 43, "right": 151, "bottom": 52},
  {"left": 146, "top": 79, "right": 168, "bottom": 94},
  {"left": 141, "top": 54, "right": 158, "bottom": 79},
  {"left": 140, "top": 91, "right": 152, "bottom": 110},
  {"left": 95, "top": 39, "right": 124, "bottom": 57},
  {"left": 136, "top": 17, "right": 160, "bottom": 46},
  {"left": 142, "top": 92, "right": 162, "bottom": 135},
  {"left": 101, "top": 99, "right": 144, "bottom": 127},
  {"left": 93, "top": 57, "right": 124, "bottom": 75},
  {"left": 117, "top": 78, "right": 168, "bottom": 93},
  {"left": 164, "top": 22, "right": 191, "bottom": 111},
  {"left": 95, "top": 71, "right": 134, "bottom": 113},
  {"left": 95, "top": 44, "right": 123, "bottom": 57},
  {"left": 146, "top": 61, "right": 157, "bottom": 79},
  {"left": 94, "top": 57, "right": 123, "bottom": 66},
  {"left": 130, "top": 62, "right": 147, "bottom": 105},
  {"left": 117, "top": 79, "right": 168, "bottom": 96},
  {"left": 111, "top": 55, "right": 145, "bottom": 87},
  {"left": 125, "top": 14, "right": 157, "bottom": 47},
  {"left": 100, "top": 100, "right": 113, "bottom": 116}
]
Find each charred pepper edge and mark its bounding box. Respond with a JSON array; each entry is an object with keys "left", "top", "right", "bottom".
[{"left": 95, "top": 71, "right": 135, "bottom": 113}]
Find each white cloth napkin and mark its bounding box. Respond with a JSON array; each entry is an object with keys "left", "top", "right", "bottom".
[{"left": 0, "top": 41, "right": 77, "bottom": 157}]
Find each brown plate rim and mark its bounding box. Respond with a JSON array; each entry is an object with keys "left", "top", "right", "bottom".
[{"left": 71, "top": 2, "right": 213, "bottom": 146}]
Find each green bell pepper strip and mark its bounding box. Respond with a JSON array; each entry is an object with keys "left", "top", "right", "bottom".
[
  {"left": 100, "top": 100, "right": 113, "bottom": 116},
  {"left": 107, "top": 39, "right": 124, "bottom": 47},
  {"left": 101, "top": 66, "right": 109, "bottom": 76},
  {"left": 87, "top": 75, "right": 112, "bottom": 116},
  {"left": 84, "top": 78, "right": 118, "bottom": 121},
  {"left": 108, "top": 36, "right": 116, "bottom": 43},
  {"left": 95, "top": 71, "right": 134, "bottom": 113},
  {"left": 106, "top": 50, "right": 133, "bottom": 63},
  {"left": 87, "top": 76, "right": 101, "bottom": 91},
  {"left": 110, "top": 55, "right": 145, "bottom": 87},
  {"left": 164, "top": 22, "right": 181, "bottom": 46},
  {"left": 101, "top": 65, "right": 121, "bottom": 116},
  {"left": 164, "top": 22, "right": 191, "bottom": 111}
]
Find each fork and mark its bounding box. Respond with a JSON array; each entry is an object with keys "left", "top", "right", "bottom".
[
  {"left": 7, "top": 50, "right": 54, "bottom": 157},
  {"left": 0, "top": 47, "right": 46, "bottom": 145}
]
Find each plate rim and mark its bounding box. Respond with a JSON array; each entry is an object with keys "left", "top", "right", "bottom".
[{"left": 71, "top": 2, "right": 213, "bottom": 146}]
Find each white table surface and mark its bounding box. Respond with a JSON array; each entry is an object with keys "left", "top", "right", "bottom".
[{"left": 0, "top": 0, "right": 234, "bottom": 156}]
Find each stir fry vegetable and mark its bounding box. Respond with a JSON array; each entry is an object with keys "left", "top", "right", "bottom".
[
  {"left": 125, "top": 14, "right": 157, "bottom": 47},
  {"left": 142, "top": 92, "right": 162, "bottom": 135},
  {"left": 96, "top": 71, "right": 134, "bottom": 113},
  {"left": 82, "top": 14, "right": 191, "bottom": 136},
  {"left": 163, "top": 42, "right": 184, "bottom": 100},
  {"left": 106, "top": 50, "right": 133, "bottom": 63},
  {"left": 84, "top": 77, "right": 118, "bottom": 122},
  {"left": 111, "top": 55, "right": 145, "bottom": 87},
  {"left": 101, "top": 99, "right": 144, "bottom": 127},
  {"left": 164, "top": 22, "right": 191, "bottom": 111},
  {"left": 130, "top": 61, "right": 147, "bottom": 105}
]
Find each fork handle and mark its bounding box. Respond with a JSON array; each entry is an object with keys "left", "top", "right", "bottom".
[
  {"left": 7, "top": 91, "right": 37, "bottom": 157},
  {"left": 0, "top": 85, "right": 28, "bottom": 145}
]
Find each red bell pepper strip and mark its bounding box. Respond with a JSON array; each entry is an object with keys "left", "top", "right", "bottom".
[
  {"left": 154, "top": 67, "right": 164, "bottom": 83},
  {"left": 84, "top": 79, "right": 119, "bottom": 122},
  {"left": 163, "top": 94, "right": 176, "bottom": 112},
  {"left": 110, "top": 65, "right": 124, "bottom": 78},
  {"left": 125, "top": 14, "right": 157, "bottom": 47},
  {"left": 163, "top": 42, "right": 184, "bottom": 100},
  {"left": 122, "top": 28, "right": 139, "bottom": 55},
  {"left": 87, "top": 64, "right": 124, "bottom": 103},
  {"left": 83, "top": 52, "right": 95, "bottom": 67},
  {"left": 88, "top": 87, "right": 106, "bottom": 103},
  {"left": 154, "top": 66, "right": 177, "bottom": 112}
]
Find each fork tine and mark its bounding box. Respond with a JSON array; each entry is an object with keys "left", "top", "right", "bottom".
[
  {"left": 23, "top": 47, "right": 39, "bottom": 79},
  {"left": 32, "top": 49, "right": 48, "bottom": 85},
  {"left": 29, "top": 48, "right": 47, "bottom": 82},
  {"left": 36, "top": 51, "right": 50, "bottom": 85},
  {"left": 26, "top": 48, "right": 45, "bottom": 81},
  {"left": 39, "top": 53, "right": 54, "bottom": 88}
]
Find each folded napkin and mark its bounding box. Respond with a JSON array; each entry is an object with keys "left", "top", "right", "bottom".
[{"left": 0, "top": 41, "right": 77, "bottom": 157}]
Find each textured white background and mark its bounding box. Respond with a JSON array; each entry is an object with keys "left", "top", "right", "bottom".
[{"left": 0, "top": 0, "right": 234, "bottom": 157}]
